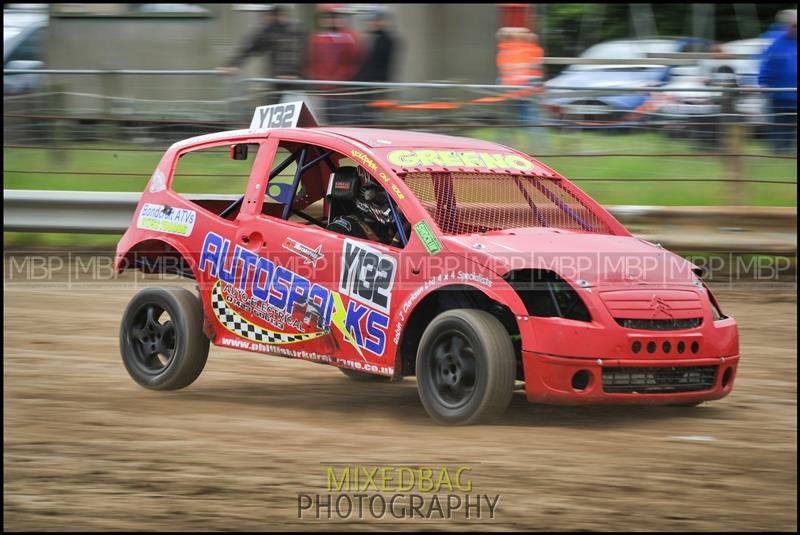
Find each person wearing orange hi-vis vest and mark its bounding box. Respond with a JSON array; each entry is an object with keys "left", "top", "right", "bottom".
[{"left": 496, "top": 27, "right": 545, "bottom": 149}]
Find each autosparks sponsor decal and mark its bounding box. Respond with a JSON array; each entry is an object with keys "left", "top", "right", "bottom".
[
  {"left": 282, "top": 237, "right": 324, "bottom": 268},
  {"left": 200, "top": 232, "right": 390, "bottom": 357},
  {"left": 298, "top": 465, "right": 501, "bottom": 521},
  {"left": 136, "top": 203, "right": 196, "bottom": 236},
  {"left": 387, "top": 149, "right": 534, "bottom": 171},
  {"left": 211, "top": 281, "right": 325, "bottom": 344}
]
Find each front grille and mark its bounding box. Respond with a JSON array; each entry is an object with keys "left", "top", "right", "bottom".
[
  {"left": 602, "top": 366, "right": 717, "bottom": 393},
  {"left": 615, "top": 318, "right": 702, "bottom": 331}
]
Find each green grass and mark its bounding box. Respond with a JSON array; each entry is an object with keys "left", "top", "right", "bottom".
[
  {"left": 464, "top": 128, "right": 797, "bottom": 207},
  {"left": 4, "top": 232, "right": 120, "bottom": 249},
  {"left": 5, "top": 131, "right": 795, "bottom": 206}
]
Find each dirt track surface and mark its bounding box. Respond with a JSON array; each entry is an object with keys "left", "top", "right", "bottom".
[{"left": 4, "top": 271, "right": 797, "bottom": 531}]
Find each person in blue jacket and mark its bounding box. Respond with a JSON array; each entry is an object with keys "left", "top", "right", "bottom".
[
  {"left": 759, "top": 10, "right": 797, "bottom": 154},
  {"left": 761, "top": 9, "right": 797, "bottom": 41}
]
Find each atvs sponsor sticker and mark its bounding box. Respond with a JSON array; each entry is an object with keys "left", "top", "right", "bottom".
[{"left": 136, "top": 203, "right": 196, "bottom": 236}]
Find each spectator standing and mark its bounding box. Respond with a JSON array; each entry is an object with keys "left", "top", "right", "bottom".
[
  {"left": 307, "top": 4, "right": 362, "bottom": 124},
  {"left": 496, "top": 27, "right": 544, "bottom": 149},
  {"left": 758, "top": 10, "right": 797, "bottom": 154},
  {"left": 761, "top": 9, "right": 797, "bottom": 42},
  {"left": 353, "top": 7, "right": 397, "bottom": 125},
  {"left": 219, "top": 5, "right": 305, "bottom": 102}
]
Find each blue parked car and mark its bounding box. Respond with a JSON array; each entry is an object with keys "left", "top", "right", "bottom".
[{"left": 543, "top": 37, "right": 711, "bottom": 125}]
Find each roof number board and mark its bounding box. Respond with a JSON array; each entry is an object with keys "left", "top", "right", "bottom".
[{"left": 250, "top": 101, "right": 303, "bottom": 129}]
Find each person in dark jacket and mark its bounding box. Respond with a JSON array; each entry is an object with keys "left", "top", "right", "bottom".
[
  {"left": 759, "top": 10, "right": 797, "bottom": 154},
  {"left": 354, "top": 8, "right": 396, "bottom": 83},
  {"left": 353, "top": 8, "right": 397, "bottom": 125},
  {"left": 218, "top": 5, "right": 306, "bottom": 102}
]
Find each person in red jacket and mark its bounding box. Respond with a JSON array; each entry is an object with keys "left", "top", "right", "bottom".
[{"left": 307, "top": 4, "right": 362, "bottom": 124}]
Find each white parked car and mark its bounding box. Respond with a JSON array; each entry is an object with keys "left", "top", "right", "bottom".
[
  {"left": 3, "top": 10, "right": 48, "bottom": 94},
  {"left": 655, "top": 38, "right": 771, "bottom": 123}
]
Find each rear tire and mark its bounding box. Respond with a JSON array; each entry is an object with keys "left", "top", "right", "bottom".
[
  {"left": 120, "top": 286, "right": 209, "bottom": 390},
  {"left": 416, "top": 309, "right": 516, "bottom": 425}
]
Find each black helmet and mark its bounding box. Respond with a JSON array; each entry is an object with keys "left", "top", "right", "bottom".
[{"left": 354, "top": 167, "right": 393, "bottom": 225}]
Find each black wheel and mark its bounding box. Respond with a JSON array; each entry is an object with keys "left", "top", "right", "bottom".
[
  {"left": 338, "top": 367, "right": 394, "bottom": 382},
  {"left": 119, "top": 286, "right": 209, "bottom": 390},
  {"left": 416, "top": 309, "right": 516, "bottom": 425}
]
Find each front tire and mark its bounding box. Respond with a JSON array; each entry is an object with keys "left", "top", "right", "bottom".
[
  {"left": 119, "top": 286, "right": 209, "bottom": 390},
  {"left": 416, "top": 309, "right": 516, "bottom": 425}
]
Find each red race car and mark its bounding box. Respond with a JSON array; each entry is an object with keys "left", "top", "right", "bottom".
[{"left": 115, "top": 102, "right": 739, "bottom": 425}]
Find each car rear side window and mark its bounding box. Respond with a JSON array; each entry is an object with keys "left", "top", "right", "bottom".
[{"left": 171, "top": 143, "right": 260, "bottom": 195}]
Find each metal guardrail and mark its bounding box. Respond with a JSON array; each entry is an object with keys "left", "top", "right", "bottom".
[{"left": 3, "top": 190, "right": 796, "bottom": 254}]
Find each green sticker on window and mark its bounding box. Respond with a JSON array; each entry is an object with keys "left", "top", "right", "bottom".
[{"left": 414, "top": 221, "right": 443, "bottom": 255}]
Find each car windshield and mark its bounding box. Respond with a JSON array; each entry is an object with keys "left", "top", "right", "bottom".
[
  {"left": 570, "top": 39, "right": 680, "bottom": 71},
  {"left": 401, "top": 172, "right": 612, "bottom": 235}
]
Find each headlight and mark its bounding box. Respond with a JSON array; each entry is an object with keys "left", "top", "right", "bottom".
[{"left": 504, "top": 269, "right": 592, "bottom": 322}]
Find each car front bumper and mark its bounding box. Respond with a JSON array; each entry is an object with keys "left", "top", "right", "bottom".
[{"left": 521, "top": 351, "right": 739, "bottom": 405}]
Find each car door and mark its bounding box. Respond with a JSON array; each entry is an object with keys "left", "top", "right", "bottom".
[{"left": 242, "top": 139, "right": 402, "bottom": 376}]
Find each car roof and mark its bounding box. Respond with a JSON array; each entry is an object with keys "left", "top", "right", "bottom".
[
  {"left": 172, "top": 127, "right": 518, "bottom": 153},
  {"left": 311, "top": 127, "right": 515, "bottom": 150}
]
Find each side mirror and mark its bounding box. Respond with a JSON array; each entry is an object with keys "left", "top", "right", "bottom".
[{"left": 230, "top": 144, "right": 248, "bottom": 160}]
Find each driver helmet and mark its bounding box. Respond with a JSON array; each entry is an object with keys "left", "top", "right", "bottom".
[{"left": 354, "top": 167, "right": 394, "bottom": 226}]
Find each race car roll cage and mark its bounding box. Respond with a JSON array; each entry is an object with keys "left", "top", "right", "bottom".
[{"left": 219, "top": 142, "right": 408, "bottom": 246}]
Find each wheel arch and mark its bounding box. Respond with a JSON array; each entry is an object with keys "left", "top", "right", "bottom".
[
  {"left": 116, "top": 236, "right": 199, "bottom": 281},
  {"left": 394, "top": 283, "right": 522, "bottom": 378}
]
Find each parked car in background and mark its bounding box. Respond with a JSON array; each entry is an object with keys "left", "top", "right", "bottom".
[
  {"left": 653, "top": 38, "right": 771, "bottom": 144},
  {"left": 3, "top": 10, "right": 48, "bottom": 95},
  {"left": 543, "top": 37, "right": 711, "bottom": 125}
]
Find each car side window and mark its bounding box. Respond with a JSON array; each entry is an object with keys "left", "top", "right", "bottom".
[
  {"left": 325, "top": 158, "right": 410, "bottom": 249},
  {"left": 261, "top": 141, "right": 409, "bottom": 248},
  {"left": 171, "top": 142, "right": 260, "bottom": 219}
]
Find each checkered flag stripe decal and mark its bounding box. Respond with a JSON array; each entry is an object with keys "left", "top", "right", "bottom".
[{"left": 211, "top": 282, "right": 323, "bottom": 345}]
